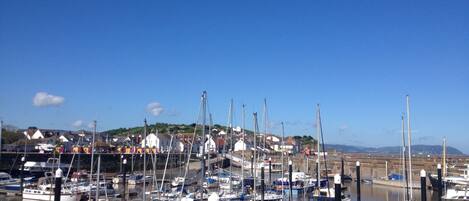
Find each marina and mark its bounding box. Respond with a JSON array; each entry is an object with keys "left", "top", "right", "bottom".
[
  {"left": 1, "top": 1, "right": 468, "bottom": 199},
  {"left": 0, "top": 93, "right": 467, "bottom": 201}
]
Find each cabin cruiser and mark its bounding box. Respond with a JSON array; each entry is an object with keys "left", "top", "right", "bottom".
[
  {"left": 0, "top": 172, "right": 33, "bottom": 192},
  {"left": 430, "top": 164, "right": 469, "bottom": 190},
  {"left": 273, "top": 172, "right": 320, "bottom": 191},
  {"left": 21, "top": 158, "right": 70, "bottom": 178},
  {"left": 442, "top": 187, "right": 469, "bottom": 200}
]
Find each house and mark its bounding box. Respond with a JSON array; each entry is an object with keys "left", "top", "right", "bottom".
[
  {"left": 58, "top": 135, "right": 69, "bottom": 142},
  {"left": 281, "top": 137, "right": 300, "bottom": 154},
  {"left": 199, "top": 134, "right": 216, "bottom": 154},
  {"left": 140, "top": 133, "right": 183, "bottom": 152},
  {"left": 22, "top": 129, "right": 45, "bottom": 140},
  {"left": 218, "top": 130, "right": 227, "bottom": 135},
  {"left": 234, "top": 139, "right": 250, "bottom": 151},
  {"left": 266, "top": 135, "right": 280, "bottom": 143},
  {"left": 233, "top": 126, "right": 242, "bottom": 133},
  {"left": 31, "top": 129, "right": 45, "bottom": 139}
]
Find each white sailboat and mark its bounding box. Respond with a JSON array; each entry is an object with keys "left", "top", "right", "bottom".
[
  {"left": 312, "top": 104, "right": 351, "bottom": 201},
  {"left": 22, "top": 169, "right": 82, "bottom": 201}
]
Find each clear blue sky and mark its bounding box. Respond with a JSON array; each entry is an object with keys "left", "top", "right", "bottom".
[{"left": 1, "top": 1, "right": 468, "bottom": 152}]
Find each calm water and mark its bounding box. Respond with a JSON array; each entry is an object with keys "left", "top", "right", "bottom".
[{"left": 0, "top": 182, "right": 439, "bottom": 201}]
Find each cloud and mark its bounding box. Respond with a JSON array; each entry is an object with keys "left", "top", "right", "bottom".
[
  {"left": 72, "top": 120, "right": 83, "bottom": 128},
  {"left": 146, "top": 102, "right": 164, "bottom": 116},
  {"left": 33, "top": 92, "right": 64, "bottom": 107}
]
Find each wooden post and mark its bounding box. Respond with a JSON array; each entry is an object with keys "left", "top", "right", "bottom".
[
  {"left": 20, "top": 156, "right": 25, "bottom": 195},
  {"left": 356, "top": 161, "right": 361, "bottom": 201},
  {"left": 120, "top": 154, "right": 123, "bottom": 173},
  {"left": 421, "top": 169, "right": 426, "bottom": 201},
  {"left": 269, "top": 157, "right": 272, "bottom": 185},
  {"left": 437, "top": 164, "right": 442, "bottom": 201},
  {"left": 289, "top": 160, "right": 293, "bottom": 201},
  {"left": 122, "top": 158, "right": 127, "bottom": 201},
  {"left": 54, "top": 168, "right": 63, "bottom": 201},
  {"left": 341, "top": 158, "right": 345, "bottom": 184},
  {"left": 316, "top": 160, "right": 319, "bottom": 188},
  {"left": 334, "top": 174, "right": 341, "bottom": 201},
  {"left": 261, "top": 165, "right": 265, "bottom": 201}
]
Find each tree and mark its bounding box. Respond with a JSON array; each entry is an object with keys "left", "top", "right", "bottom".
[{"left": 1, "top": 129, "right": 23, "bottom": 145}]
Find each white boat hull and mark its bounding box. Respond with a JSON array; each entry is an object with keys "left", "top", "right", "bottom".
[{"left": 23, "top": 191, "right": 81, "bottom": 201}]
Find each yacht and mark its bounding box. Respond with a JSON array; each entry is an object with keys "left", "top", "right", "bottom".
[
  {"left": 0, "top": 172, "right": 19, "bottom": 186},
  {"left": 443, "top": 187, "right": 469, "bottom": 200}
]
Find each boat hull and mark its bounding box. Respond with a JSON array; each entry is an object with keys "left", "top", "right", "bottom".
[{"left": 23, "top": 192, "right": 81, "bottom": 201}]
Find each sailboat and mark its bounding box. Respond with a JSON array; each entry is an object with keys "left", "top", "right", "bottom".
[
  {"left": 372, "top": 114, "right": 420, "bottom": 190},
  {"left": 311, "top": 104, "right": 351, "bottom": 201},
  {"left": 23, "top": 122, "right": 95, "bottom": 201},
  {"left": 23, "top": 167, "right": 82, "bottom": 201},
  {"left": 251, "top": 112, "right": 283, "bottom": 201},
  {"left": 218, "top": 99, "right": 245, "bottom": 201},
  {"left": 178, "top": 91, "right": 209, "bottom": 201}
]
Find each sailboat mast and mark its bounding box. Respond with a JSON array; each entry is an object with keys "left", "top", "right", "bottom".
[
  {"left": 402, "top": 114, "right": 410, "bottom": 201},
  {"left": 406, "top": 95, "right": 413, "bottom": 199},
  {"left": 208, "top": 113, "right": 213, "bottom": 175},
  {"left": 0, "top": 120, "right": 2, "bottom": 155},
  {"left": 253, "top": 112, "right": 259, "bottom": 198},
  {"left": 201, "top": 91, "right": 207, "bottom": 199},
  {"left": 241, "top": 104, "right": 246, "bottom": 192},
  {"left": 160, "top": 135, "right": 173, "bottom": 191},
  {"left": 317, "top": 104, "right": 331, "bottom": 194},
  {"left": 443, "top": 137, "right": 447, "bottom": 177},
  {"left": 316, "top": 105, "right": 321, "bottom": 183},
  {"left": 229, "top": 99, "right": 234, "bottom": 189},
  {"left": 178, "top": 92, "right": 205, "bottom": 199},
  {"left": 143, "top": 119, "right": 147, "bottom": 201},
  {"left": 96, "top": 155, "right": 101, "bottom": 200},
  {"left": 281, "top": 122, "right": 285, "bottom": 199},
  {"left": 89, "top": 120, "right": 97, "bottom": 201},
  {"left": 263, "top": 98, "right": 267, "bottom": 159}
]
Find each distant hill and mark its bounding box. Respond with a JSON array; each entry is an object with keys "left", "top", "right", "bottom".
[{"left": 326, "top": 144, "right": 464, "bottom": 155}]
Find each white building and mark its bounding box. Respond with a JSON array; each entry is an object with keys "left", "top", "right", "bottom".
[
  {"left": 199, "top": 135, "right": 216, "bottom": 154},
  {"left": 234, "top": 139, "right": 249, "bottom": 151},
  {"left": 31, "top": 129, "right": 45, "bottom": 139},
  {"left": 266, "top": 135, "right": 280, "bottom": 143},
  {"left": 233, "top": 126, "right": 242, "bottom": 133},
  {"left": 58, "top": 135, "right": 69, "bottom": 142},
  {"left": 141, "top": 133, "right": 183, "bottom": 152}
]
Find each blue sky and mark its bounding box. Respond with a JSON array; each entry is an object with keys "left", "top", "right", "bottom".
[{"left": 0, "top": 1, "right": 468, "bottom": 152}]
